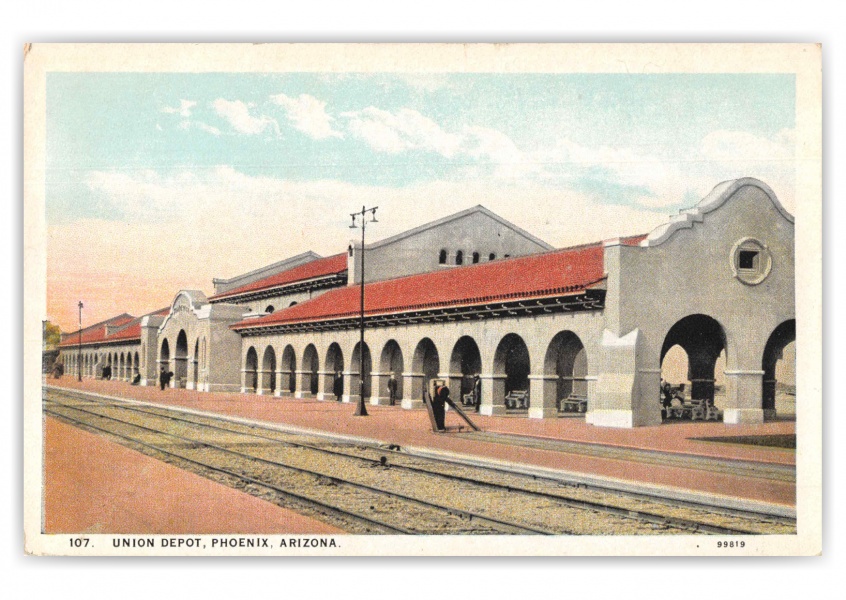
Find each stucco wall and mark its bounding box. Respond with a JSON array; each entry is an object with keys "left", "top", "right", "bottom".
[
  {"left": 595, "top": 182, "right": 795, "bottom": 426},
  {"left": 349, "top": 210, "right": 551, "bottom": 284}
]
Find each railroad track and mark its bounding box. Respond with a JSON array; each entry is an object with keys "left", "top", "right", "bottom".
[{"left": 43, "top": 387, "right": 795, "bottom": 536}]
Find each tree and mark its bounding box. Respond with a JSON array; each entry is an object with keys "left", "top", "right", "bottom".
[{"left": 44, "top": 321, "right": 62, "bottom": 349}]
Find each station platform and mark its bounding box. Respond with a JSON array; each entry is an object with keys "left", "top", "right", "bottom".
[{"left": 43, "top": 378, "right": 796, "bottom": 532}]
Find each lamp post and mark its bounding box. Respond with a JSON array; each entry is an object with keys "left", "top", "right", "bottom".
[
  {"left": 349, "top": 205, "right": 378, "bottom": 417},
  {"left": 77, "top": 301, "right": 83, "bottom": 381}
]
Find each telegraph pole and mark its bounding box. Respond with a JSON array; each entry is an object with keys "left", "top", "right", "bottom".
[
  {"left": 349, "top": 205, "right": 378, "bottom": 417},
  {"left": 77, "top": 301, "right": 83, "bottom": 381}
]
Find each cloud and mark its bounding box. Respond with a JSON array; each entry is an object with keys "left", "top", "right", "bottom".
[
  {"left": 342, "top": 107, "right": 462, "bottom": 155},
  {"left": 340, "top": 106, "right": 529, "bottom": 178},
  {"left": 61, "top": 161, "right": 798, "bottom": 330},
  {"left": 212, "top": 99, "right": 279, "bottom": 136},
  {"left": 161, "top": 99, "right": 196, "bottom": 118},
  {"left": 270, "top": 93, "right": 342, "bottom": 139}
]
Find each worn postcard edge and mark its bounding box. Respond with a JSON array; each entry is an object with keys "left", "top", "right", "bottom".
[{"left": 22, "top": 43, "right": 823, "bottom": 556}]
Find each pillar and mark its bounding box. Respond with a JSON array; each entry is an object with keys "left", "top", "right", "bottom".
[
  {"left": 256, "top": 369, "right": 271, "bottom": 395},
  {"left": 369, "top": 372, "right": 391, "bottom": 405},
  {"left": 528, "top": 374, "right": 556, "bottom": 419},
  {"left": 401, "top": 372, "right": 425, "bottom": 409},
  {"left": 277, "top": 367, "right": 290, "bottom": 397},
  {"left": 294, "top": 369, "right": 312, "bottom": 398},
  {"left": 316, "top": 370, "right": 333, "bottom": 400},
  {"left": 723, "top": 370, "right": 765, "bottom": 424},
  {"left": 478, "top": 374, "right": 506, "bottom": 416}
]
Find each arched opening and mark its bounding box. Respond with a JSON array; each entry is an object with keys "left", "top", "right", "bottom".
[
  {"left": 133, "top": 352, "right": 139, "bottom": 379},
  {"left": 544, "top": 331, "right": 588, "bottom": 414},
  {"left": 265, "top": 305, "right": 275, "bottom": 314},
  {"left": 472, "top": 252, "right": 480, "bottom": 264},
  {"left": 325, "top": 343, "right": 345, "bottom": 399},
  {"left": 489, "top": 253, "right": 496, "bottom": 261},
  {"left": 262, "top": 346, "right": 277, "bottom": 395},
  {"left": 439, "top": 249, "right": 447, "bottom": 264},
  {"left": 449, "top": 336, "right": 482, "bottom": 410},
  {"left": 762, "top": 319, "right": 796, "bottom": 419},
  {"left": 302, "top": 344, "right": 319, "bottom": 395},
  {"left": 281, "top": 345, "right": 297, "bottom": 394},
  {"left": 379, "top": 340, "right": 404, "bottom": 402},
  {"left": 412, "top": 338, "right": 440, "bottom": 401},
  {"left": 119, "top": 353, "right": 125, "bottom": 380},
  {"left": 455, "top": 250, "right": 464, "bottom": 265},
  {"left": 660, "top": 314, "right": 727, "bottom": 420},
  {"left": 174, "top": 330, "right": 189, "bottom": 388},
  {"left": 244, "top": 346, "right": 258, "bottom": 392},
  {"left": 289, "top": 301, "right": 298, "bottom": 307},
  {"left": 493, "top": 333, "right": 531, "bottom": 411},
  {"left": 193, "top": 339, "right": 200, "bottom": 388},
  {"left": 351, "top": 341, "right": 372, "bottom": 399}
]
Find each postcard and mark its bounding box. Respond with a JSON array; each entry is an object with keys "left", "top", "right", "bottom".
[{"left": 23, "top": 43, "right": 822, "bottom": 556}]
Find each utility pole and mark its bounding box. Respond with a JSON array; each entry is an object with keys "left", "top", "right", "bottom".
[
  {"left": 77, "top": 301, "right": 83, "bottom": 381},
  {"left": 349, "top": 205, "right": 378, "bottom": 417}
]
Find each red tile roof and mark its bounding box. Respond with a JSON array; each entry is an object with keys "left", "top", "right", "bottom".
[
  {"left": 209, "top": 253, "right": 348, "bottom": 301},
  {"left": 233, "top": 236, "right": 645, "bottom": 331},
  {"left": 59, "top": 308, "right": 169, "bottom": 347}
]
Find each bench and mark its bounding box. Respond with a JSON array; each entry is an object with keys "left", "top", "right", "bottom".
[
  {"left": 462, "top": 392, "right": 477, "bottom": 407},
  {"left": 504, "top": 390, "right": 529, "bottom": 409},
  {"left": 666, "top": 398, "right": 723, "bottom": 421},
  {"left": 559, "top": 395, "right": 588, "bottom": 413}
]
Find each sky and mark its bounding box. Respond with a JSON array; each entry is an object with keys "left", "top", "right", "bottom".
[{"left": 46, "top": 72, "right": 796, "bottom": 331}]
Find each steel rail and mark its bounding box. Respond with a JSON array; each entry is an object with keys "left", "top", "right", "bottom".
[
  {"left": 44, "top": 405, "right": 413, "bottom": 535},
  {"left": 50, "top": 388, "right": 794, "bottom": 529},
  {"left": 45, "top": 398, "right": 555, "bottom": 535},
  {"left": 44, "top": 389, "right": 775, "bottom": 535},
  {"left": 49, "top": 392, "right": 764, "bottom": 535}
]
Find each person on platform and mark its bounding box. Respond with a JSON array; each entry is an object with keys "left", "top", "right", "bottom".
[
  {"left": 333, "top": 371, "right": 344, "bottom": 401},
  {"left": 131, "top": 370, "right": 141, "bottom": 385},
  {"left": 473, "top": 374, "right": 481, "bottom": 410},
  {"left": 103, "top": 365, "right": 111, "bottom": 380},
  {"left": 387, "top": 374, "right": 398, "bottom": 406},
  {"left": 431, "top": 384, "right": 449, "bottom": 432},
  {"left": 660, "top": 379, "right": 674, "bottom": 420},
  {"left": 160, "top": 367, "right": 173, "bottom": 390}
]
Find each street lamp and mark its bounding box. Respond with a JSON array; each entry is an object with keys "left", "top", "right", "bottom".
[
  {"left": 349, "top": 205, "right": 378, "bottom": 417},
  {"left": 77, "top": 301, "right": 83, "bottom": 381}
]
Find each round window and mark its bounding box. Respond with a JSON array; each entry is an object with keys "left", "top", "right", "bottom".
[{"left": 730, "top": 237, "right": 772, "bottom": 285}]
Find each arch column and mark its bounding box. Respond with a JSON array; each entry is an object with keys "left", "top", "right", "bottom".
[
  {"left": 316, "top": 370, "right": 334, "bottom": 400},
  {"left": 274, "top": 366, "right": 286, "bottom": 397},
  {"left": 341, "top": 369, "right": 356, "bottom": 403},
  {"left": 257, "top": 370, "right": 272, "bottom": 395},
  {"left": 187, "top": 359, "right": 197, "bottom": 390},
  {"left": 478, "top": 374, "right": 507, "bottom": 416},
  {"left": 369, "top": 372, "right": 392, "bottom": 405},
  {"left": 294, "top": 369, "right": 311, "bottom": 398},
  {"left": 724, "top": 370, "right": 765, "bottom": 424},
  {"left": 401, "top": 372, "right": 426, "bottom": 409},
  {"left": 529, "top": 374, "right": 557, "bottom": 419}
]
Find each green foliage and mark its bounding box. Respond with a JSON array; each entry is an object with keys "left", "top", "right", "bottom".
[{"left": 44, "top": 321, "right": 62, "bottom": 348}]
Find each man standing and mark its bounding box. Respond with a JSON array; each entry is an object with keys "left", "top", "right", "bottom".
[
  {"left": 431, "top": 384, "right": 448, "bottom": 432},
  {"left": 160, "top": 367, "right": 167, "bottom": 391},
  {"left": 387, "top": 374, "right": 398, "bottom": 406},
  {"left": 473, "top": 374, "right": 481, "bottom": 411},
  {"left": 333, "top": 371, "right": 344, "bottom": 401}
]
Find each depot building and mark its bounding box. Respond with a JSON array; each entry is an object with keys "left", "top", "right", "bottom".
[{"left": 58, "top": 177, "right": 795, "bottom": 428}]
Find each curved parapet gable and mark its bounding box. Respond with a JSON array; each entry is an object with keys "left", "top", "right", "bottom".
[
  {"left": 642, "top": 178, "right": 794, "bottom": 248},
  {"left": 159, "top": 290, "right": 209, "bottom": 331}
]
